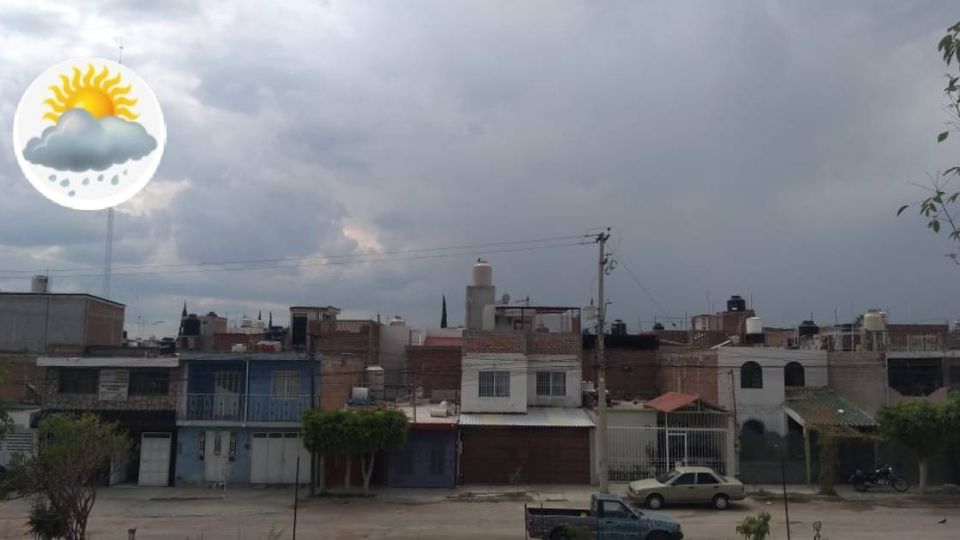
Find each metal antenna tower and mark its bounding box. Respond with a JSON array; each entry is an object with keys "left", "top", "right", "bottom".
[{"left": 102, "top": 45, "right": 123, "bottom": 299}]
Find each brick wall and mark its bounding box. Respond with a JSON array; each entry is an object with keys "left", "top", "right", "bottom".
[
  {"left": 84, "top": 298, "right": 125, "bottom": 347},
  {"left": 406, "top": 346, "right": 461, "bottom": 401},
  {"left": 311, "top": 320, "right": 380, "bottom": 366},
  {"left": 39, "top": 366, "right": 182, "bottom": 411},
  {"left": 319, "top": 354, "right": 365, "bottom": 410},
  {"left": 887, "top": 324, "right": 948, "bottom": 350},
  {"left": 826, "top": 351, "right": 885, "bottom": 414},
  {"left": 659, "top": 351, "right": 720, "bottom": 405},
  {"left": 0, "top": 355, "right": 44, "bottom": 405},
  {"left": 527, "top": 333, "right": 580, "bottom": 356},
  {"left": 463, "top": 331, "right": 526, "bottom": 354},
  {"left": 582, "top": 348, "right": 659, "bottom": 400}
]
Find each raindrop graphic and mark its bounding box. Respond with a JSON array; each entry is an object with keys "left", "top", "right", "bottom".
[
  {"left": 68, "top": 190, "right": 75, "bottom": 197},
  {"left": 97, "top": 174, "right": 104, "bottom": 182},
  {"left": 59, "top": 179, "right": 69, "bottom": 187},
  {"left": 48, "top": 174, "right": 56, "bottom": 182},
  {"left": 82, "top": 178, "right": 90, "bottom": 185},
  {"left": 111, "top": 175, "right": 119, "bottom": 186}
]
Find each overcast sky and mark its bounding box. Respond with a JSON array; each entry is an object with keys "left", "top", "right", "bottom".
[{"left": 1, "top": 1, "right": 958, "bottom": 338}]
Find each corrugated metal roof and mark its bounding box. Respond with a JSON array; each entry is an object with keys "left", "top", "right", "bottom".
[
  {"left": 784, "top": 387, "right": 877, "bottom": 428},
  {"left": 459, "top": 407, "right": 595, "bottom": 428}
]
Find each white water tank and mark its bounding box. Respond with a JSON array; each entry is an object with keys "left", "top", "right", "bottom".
[
  {"left": 863, "top": 310, "right": 887, "bottom": 332},
  {"left": 473, "top": 260, "right": 493, "bottom": 287},
  {"left": 745, "top": 316, "right": 763, "bottom": 335},
  {"left": 389, "top": 315, "right": 405, "bottom": 327},
  {"left": 365, "top": 366, "right": 385, "bottom": 400},
  {"left": 31, "top": 275, "right": 49, "bottom": 293}
]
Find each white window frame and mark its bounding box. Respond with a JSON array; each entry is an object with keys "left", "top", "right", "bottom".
[
  {"left": 478, "top": 371, "right": 510, "bottom": 397},
  {"left": 271, "top": 370, "right": 300, "bottom": 398}
]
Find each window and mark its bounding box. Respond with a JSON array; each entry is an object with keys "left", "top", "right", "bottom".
[
  {"left": 478, "top": 371, "right": 510, "bottom": 397},
  {"left": 742, "top": 419, "right": 765, "bottom": 436},
  {"left": 951, "top": 365, "right": 960, "bottom": 385},
  {"left": 58, "top": 368, "right": 98, "bottom": 394},
  {"left": 129, "top": 370, "right": 170, "bottom": 396},
  {"left": 697, "top": 473, "right": 720, "bottom": 485},
  {"left": 271, "top": 371, "right": 300, "bottom": 398},
  {"left": 601, "top": 500, "right": 632, "bottom": 520},
  {"left": 784, "top": 362, "right": 805, "bottom": 387},
  {"left": 536, "top": 371, "right": 566, "bottom": 397},
  {"left": 215, "top": 371, "right": 242, "bottom": 393},
  {"left": 888, "top": 358, "right": 942, "bottom": 397},
  {"left": 673, "top": 473, "right": 696, "bottom": 486},
  {"left": 740, "top": 361, "right": 763, "bottom": 389}
]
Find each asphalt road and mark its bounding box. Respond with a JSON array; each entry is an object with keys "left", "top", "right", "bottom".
[{"left": 0, "top": 486, "right": 957, "bottom": 539}]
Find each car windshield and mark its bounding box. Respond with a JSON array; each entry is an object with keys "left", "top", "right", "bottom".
[{"left": 656, "top": 470, "right": 681, "bottom": 484}]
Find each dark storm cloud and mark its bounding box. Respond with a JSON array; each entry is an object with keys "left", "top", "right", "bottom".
[{"left": 0, "top": 0, "right": 958, "bottom": 337}]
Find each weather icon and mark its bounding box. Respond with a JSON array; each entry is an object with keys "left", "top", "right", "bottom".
[{"left": 13, "top": 58, "right": 166, "bottom": 210}]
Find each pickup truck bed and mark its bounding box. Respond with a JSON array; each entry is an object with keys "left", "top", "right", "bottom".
[{"left": 525, "top": 494, "right": 682, "bottom": 540}]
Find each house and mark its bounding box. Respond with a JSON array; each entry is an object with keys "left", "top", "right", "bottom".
[
  {"left": 36, "top": 354, "right": 182, "bottom": 486},
  {"left": 174, "top": 351, "right": 314, "bottom": 485},
  {"left": 457, "top": 261, "right": 593, "bottom": 484},
  {"left": 383, "top": 404, "right": 458, "bottom": 488},
  {"left": 406, "top": 328, "right": 463, "bottom": 403},
  {"left": 582, "top": 329, "right": 659, "bottom": 401}
]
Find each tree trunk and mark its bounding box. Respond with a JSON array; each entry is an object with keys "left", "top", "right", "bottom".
[
  {"left": 317, "top": 453, "right": 325, "bottom": 495},
  {"left": 361, "top": 454, "right": 376, "bottom": 496},
  {"left": 919, "top": 457, "right": 928, "bottom": 494},
  {"left": 344, "top": 456, "right": 352, "bottom": 490}
]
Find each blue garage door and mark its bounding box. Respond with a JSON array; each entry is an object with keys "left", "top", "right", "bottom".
[{"left": 387, "top": 431, "right": 456, "bottom": 488}]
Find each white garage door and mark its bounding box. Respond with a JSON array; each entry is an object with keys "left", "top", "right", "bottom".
[
  {"left": 138, "top": 432, "right": 172, "bottom": 487},
  {"left": 250, "top": 432, "right": 310, "bottom": 484}
]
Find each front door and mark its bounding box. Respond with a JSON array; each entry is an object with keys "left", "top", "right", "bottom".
[
  {"left": 138, "top": 432, "right": 171, "bottom": 486},
  {"left": 204, "top": 430, "right": 232, "bottom": 483},
  {"left": 666, "top": 431, "right": 688, "bottom": 470}
]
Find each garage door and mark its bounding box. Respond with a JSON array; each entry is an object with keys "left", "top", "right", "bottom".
[
  {"left": 250, "top": 432, "right": 311, "bottom": 484},
  {"left": 138, "top": 432, "right": 171, "bottom": 486},
  {"left": 460, "top": 427, "right": 590, "bottom": 484}
]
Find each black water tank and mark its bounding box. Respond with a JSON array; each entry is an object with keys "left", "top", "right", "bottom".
[
  {"left": 652, "top": 322, "right": 665, "bottom": 331},
  {"left": 727, "top": 295, "right": 746, "bottom": 312},
  {"left": 182, "top": 314, "right": 201, "bottom": 336},
  {"left": 611, "top": 319, "right": 627, "bottom": 336},
  {"left": 798, "top": 320, "right": 819, "bottom": 338}
]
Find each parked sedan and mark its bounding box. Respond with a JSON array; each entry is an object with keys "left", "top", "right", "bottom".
[{"left": 627, "top": 466, "right": 745, "bottom": 510}]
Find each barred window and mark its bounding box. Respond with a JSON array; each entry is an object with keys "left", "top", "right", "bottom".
[
  {"left": 58, "top": 368, "right": 98, "bottom": 394},
  {"left": 478, "top": 371, "right": 510, "bottom": 397},
  {"left": 129, "top": 370, "right": 170, "bottom": 396},
  {"left": 271, "top": 371, "right": 300, "bottom": 398},
  {"left": 536, "top": 371, "right": 566, "bottom": 396}
]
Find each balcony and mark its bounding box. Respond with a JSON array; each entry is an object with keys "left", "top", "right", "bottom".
[{"left": 180, "top": 393, "right": 312, "bottom": 423}]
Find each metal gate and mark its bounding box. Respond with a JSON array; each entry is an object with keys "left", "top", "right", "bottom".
[{"left": 608, "top": 426, "right": 729, "bottom": 482}]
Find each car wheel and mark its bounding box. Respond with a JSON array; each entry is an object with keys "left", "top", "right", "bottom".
[
  {"left": 647, "top": 494, "right": 664, "bottom": 510},
  {"left": 892, "top": 478, "right": 909, "bottom": 493},
  {"left": 713, "top": 494, "right": 730, "bottom": 510}
]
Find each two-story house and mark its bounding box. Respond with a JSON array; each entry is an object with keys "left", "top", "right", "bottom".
[
  {"left": 458, "top": 275, "right": 594, "bottom": 484},
  {"left": 174, "top": 351, "right": 313, "bottom": 486},
  {"left": 36, "top": 354, "right": 181, "bottom": 486}
]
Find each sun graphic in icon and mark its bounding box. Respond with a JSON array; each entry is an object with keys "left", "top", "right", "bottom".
[
  {"left": 13, "top": 57, "right": 166, "bottom": 211},
  {"left": 43, "top": 64, "right": 139, "bottom": 122}
]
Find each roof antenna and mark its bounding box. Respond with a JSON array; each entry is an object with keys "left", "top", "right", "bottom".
[{"left": 102, "top": 44, "right": 123, "bottom": 299}]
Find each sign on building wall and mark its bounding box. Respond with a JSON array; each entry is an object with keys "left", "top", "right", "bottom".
[{"left": 99, "top": 369, "right": 129, "bottom": 401}]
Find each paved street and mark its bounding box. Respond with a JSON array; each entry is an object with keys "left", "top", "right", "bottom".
[{"left": 1, "top": 485, "right": 958, "bottom": 539}]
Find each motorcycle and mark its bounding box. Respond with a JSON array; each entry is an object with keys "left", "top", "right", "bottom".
[{"left": 849, "top": 464, "right": 909, "bottom": 492}]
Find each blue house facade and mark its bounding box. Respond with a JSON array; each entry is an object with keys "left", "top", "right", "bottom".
[
  {"left": 384, "top": 407, "right": 458, "bottom": 488},
  {"left": 175, "top": 352, "right": 314, "bottom": 485}
]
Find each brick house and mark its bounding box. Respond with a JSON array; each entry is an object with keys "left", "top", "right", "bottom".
[{"left": 582, "top": 333, "right": 659, "bottom": 401}]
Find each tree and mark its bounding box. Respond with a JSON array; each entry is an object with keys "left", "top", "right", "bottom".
[
  {"left": 7, "top": 413, "right": 127, "bottom": 540},
  {"left": 348, "top": 409, "right": 409, "bottom": 495},
  {"left": 899, "top": 21, "right": 960, "bottom": 254},
  {"left": 302, "top": 409, "right": 346, "bottom": 495},
  {"left": 440, "top": 295, "right": 448, "bottom": 328},
  {"left": 876, "top": 400, "right": 946, "bottom": 493}
]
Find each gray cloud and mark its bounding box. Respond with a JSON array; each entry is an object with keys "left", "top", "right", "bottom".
[{"left": 23, "top": 109, "right": 157, "bottom": 172}]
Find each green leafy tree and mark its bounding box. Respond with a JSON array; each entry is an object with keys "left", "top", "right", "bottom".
[
  {"left": 735, "top": 512, "right": 771, "bottom": 540},
  {"left": 302, "top": 409, "right": 347, "bottom": 495},
  {"left": 348, "top": 409, "right": 409, "bottom": 495},
  {"left": 6, "top": 413, "right": 128, "bottom": 540},
  {"left": 877, "top": 400, "right": 947, "bottom": 493},
  {"left": 899, "top": 21, "right": 960, "bottom": 254}
]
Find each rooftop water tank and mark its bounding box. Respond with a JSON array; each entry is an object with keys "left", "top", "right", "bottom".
[
  {"left": 798, "top": 320, "right": 819, "bottom": 338},
  {"left": 863, "top": 310, "right": 887, "bottom": 332},
  {"left": 727, "top": 295, "right": 746, "bottom": 312},
  {"left": 31, "top": 275, "right": 49, "bottom": 294},
  {"left": 652, "top": 322, "right": 665, "bottom": 331},
  {"left": 365, "top": 366, "right": 385, "bottom": 400},
  {"left": 182, "top": 314, "right": 201, "bottom": 336},
  {"left": 389, "top": 315, "right": 405, "bottom": 327},
  {"left": 611, "top": 319, "right": 627, "bottom": 336},
  {"left": 745, "top": 316, "right": 763, "bottom": 335},
  {"left": 473, "top": 260, "right": 493, "bottom": 287}
]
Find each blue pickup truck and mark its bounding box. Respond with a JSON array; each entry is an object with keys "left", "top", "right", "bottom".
[{"left": 525, "top": 493, "right": 683, "bottom": 540}]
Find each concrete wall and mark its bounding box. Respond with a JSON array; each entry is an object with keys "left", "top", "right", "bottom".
[
  {"left": 319, "top": 354, "right": 364, "bottom": 410},
  {"left": 717, "top": 348, "right": 827, "bottom": 436},
  {"left": 526, "top": 354, "right": 582, "bottom": 408},
  {"left": 0, "top": 294, "right": 123, "bottom": 353},
  {"left": 41, "top": 366, "right": 183, "bottom": 411},
  {"left": 460, "top": 353, "right": 527, "bottom": 413},
  {"left": 379, "top": 322, "right": 411, "bottom": 396}
]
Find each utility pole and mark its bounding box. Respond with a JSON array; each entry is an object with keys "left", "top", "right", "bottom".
[{"left": 595, "top": 227, "right": 611, "bottom": 493}]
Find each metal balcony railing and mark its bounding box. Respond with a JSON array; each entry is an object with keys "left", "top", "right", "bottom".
[{"left": 180, "top": 393, "right": 311, "bottom": 422}]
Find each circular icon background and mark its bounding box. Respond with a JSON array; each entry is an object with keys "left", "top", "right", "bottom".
[{"left": 13, "top": 58, "right": 166, "bottom": 211}]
